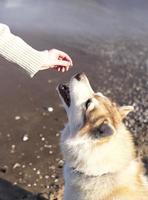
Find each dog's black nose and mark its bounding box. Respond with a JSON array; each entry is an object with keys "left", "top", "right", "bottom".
[{"left": 75, "top": 73, "right": 85, "bottom": 81}]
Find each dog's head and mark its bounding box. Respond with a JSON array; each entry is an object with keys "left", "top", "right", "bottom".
[{"left": 57, "top": 73, "right": 135, "bottom": 176}]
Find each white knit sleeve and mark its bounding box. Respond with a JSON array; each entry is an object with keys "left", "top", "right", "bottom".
[{"left": 0, "top": 23, "right": 50, "bottom": 77}]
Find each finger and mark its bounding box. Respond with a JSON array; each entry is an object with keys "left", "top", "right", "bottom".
[
  {"left": 55, "top": 66, "right": 63, "bottom": 72},
  {"left": 62, "top": 67, "right": 66, "bottom": 72},
  {"left": 57, "top": 62, "right": 70, "bottom": 71},
  {"left": 65, "top": 65, "right": 69, "bottom": 71},
  {"left": 53, "top": 65, "right": 69, "bottom": 72},
  {"left": 55, "top": 60, "right": 71, "bottom": 68},
  {"left": 63, "top": 57, "right": 73, "bottom": 67},
  {"left": 58, "top": 51, "right": 73, "bottom": 66}
]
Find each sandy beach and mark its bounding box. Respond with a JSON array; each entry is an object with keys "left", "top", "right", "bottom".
[{"left": 0, "top": 0, "right": 147, "bottom": 199}]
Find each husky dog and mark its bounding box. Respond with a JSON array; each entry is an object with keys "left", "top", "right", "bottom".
[{"left": 57, "top": 73, "right": 148, "bottom": 200}]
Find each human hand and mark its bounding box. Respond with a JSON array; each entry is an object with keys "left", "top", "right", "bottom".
[{"left": 41, "top": 49, "right": 73, "bottom": 72}]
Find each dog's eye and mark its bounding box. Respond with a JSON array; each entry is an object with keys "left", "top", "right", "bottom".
[
  {"left": 85, "top": 99, "right": 92, "bottom": 110},
  {"left": 92, "top": 123, "right": 113, "bottom": 139}
]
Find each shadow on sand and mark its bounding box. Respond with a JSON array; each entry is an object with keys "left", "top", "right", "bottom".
[{"left": 0, "top": 178, "right": 47, "bottom": 200}]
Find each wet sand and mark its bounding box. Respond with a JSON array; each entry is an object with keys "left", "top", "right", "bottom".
[{"left": 0, "top": 0, "right": 148, "bottom": 199}]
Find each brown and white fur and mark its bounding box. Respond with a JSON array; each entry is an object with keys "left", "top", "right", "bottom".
[{"left": 57, "top": 73, "right": 148, "bottom": 200}]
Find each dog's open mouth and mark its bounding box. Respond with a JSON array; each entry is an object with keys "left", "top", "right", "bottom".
[{"left": 58, "top": 84, "right": 71, "bottom": 107}]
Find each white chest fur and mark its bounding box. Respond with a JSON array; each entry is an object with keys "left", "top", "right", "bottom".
[{"left": 63, "top": 164, "right": 117, "bottom": 200}]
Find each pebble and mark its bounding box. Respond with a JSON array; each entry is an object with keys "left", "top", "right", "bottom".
[
  {"left": 54, "top": 179, "right": 58, "bottom": 183},
  {"left": 27, "top": 184, "right": 31, "bottom": 187},
  {"left": 15, "top": 116, "right": 21, "bottom": 120},
  {"left": 51, "top": 174, "right": 55, "bottom": 179},
  {"left": 49, "top": 165, "right": 56, "bottom": 170},
  {"left": 13, "top": 163, "right": 21, "bottom": 169},
  {"left": 47, "top": 107, "right": 54, "bottom": 112},
  {"left": 41, "top": 137, "right": 45, "bottom": 141},
  {"left": 48, "top": 79, "right": 52, "bottom": 83},
  {"left": 33, "top": 183, "right": 37, "bottom": 186},
  {"left": 10, "top": 145, "right": 16, "bottom": 153},
  {"left": 22, "top": 134, "right": 29, "bottom": 142},
  {"left": 7, "top": 134, "right": 11, "bottom": 138},
  {"left": 11, "top": 145, "right": 16, "bottom": 149},
  {"left": 22, "top": 165, "right": 26, "bottom": 168},
  {"left": 45, "top": 175, "right": 49, "bottom": 179},
  {"left": 58, "top": 160, "right": 64, "bottom": 168},
  {"left": 56, "top": 133, "right": 60, "bottom": 137},
  {"left": 37, "top": 155, "right": 41, "bottom": 159},
  {"left": 40, "top": 147, "right": 44, "bottom": 151},
  {"left": 42, "top": 125, "right": 47, "bottom": 129},
  {"left": 36, "top": 170, "right": 41, "bottom": 175},
  {"left": 44, "top": 144, "right": 52, "bottom": 148},
  {"left": 29, "top": 162, "right": 32, "bottom": 166}
]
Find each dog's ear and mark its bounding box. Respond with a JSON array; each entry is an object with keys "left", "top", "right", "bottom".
[{"left": 119, "top": 105, "right": 134, "bottom": 119}]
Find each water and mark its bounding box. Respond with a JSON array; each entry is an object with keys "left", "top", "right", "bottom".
[{"left": 1, "top": 0, "right": 148, "bottom": 40}]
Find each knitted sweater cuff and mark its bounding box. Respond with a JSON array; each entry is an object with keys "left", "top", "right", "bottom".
[{"left": 0, "top": 24, "right": 50, "bottom": 77}]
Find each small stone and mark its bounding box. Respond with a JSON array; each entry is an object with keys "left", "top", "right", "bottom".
[
  {"left": 47, "top": 107, "right": 54, "bottom": 112},
  {"left": 48, "top": 79, "right": 52, "bottom": 83},
  {"left": 42, "top": 126, "right": 46, "bottom": 129},
  {"left": 49, "top": 165, "right": 56, "bottom": 170},
  {"left": 22, "top": 134, "right": 29, "bottom": 142},
  {"left": 45, "top": 175, "right": 49, "bottom": 179},
  {"left": 41, "top": 137, "right": 45, "bottom": 141},
  {"left": 39, "top": 175, "right": 43, "bottom": 179},
  {"left": 29, "top": 162, "right": 32, "bottom": 166},
  {"left": 13, "top": 163, "right": 21, "bottom": 169},
  {"left": 27, "top": 184, "right": 31, "bottom": 187},
  {"left": 49, "top": 151, "right": 53, "bottom": 154},
  {"left": 54, "top": 179, "right": 58, "bottom": 183},
  {"left": 58, "top": 160, "right": 64, "bottom": 168},
  {"left": 44, "top": 144, "right": 52, "bottom": 148},
  {"left": 40, "top": 147, "right": 44, "bottom": 151},
  {"left": 19, "top": 172, "right": 23, "bottom": 176},
  {"left": 15, "top": 116, "right": 21, "bottom": 120},
  {"left": 51, "top": 174, "right": 55, "bottom": 178},
  {"left": 46, "top": 185, "right": 50, "bottom": 189},
  {"left": 33, "top": 183, "right": 37, "bottom": 186},
  {"left": 7, "top": 134, "right": 11, "bottom": 138},
  {"left": 42, "top": 112, "right": 47, "bottom": 116},
  {"left": 37, "top": 155, "right": 41, "bottom": 159},
  {"left": 36, "top": 170, "right": 40, "bottom": 175},
  {"left": 11, "top": 145, "right": 16, "bottom": 149},
  {"left": 56, "top": 133, "right": 60, "bottom": 137}
]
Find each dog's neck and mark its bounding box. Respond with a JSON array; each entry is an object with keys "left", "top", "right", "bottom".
[
  {"left": 66, "top": 157, "right": 137, "bottom": 179},
  {"left": 70, "top": 166, "right": 109, "bottom": 178}
]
